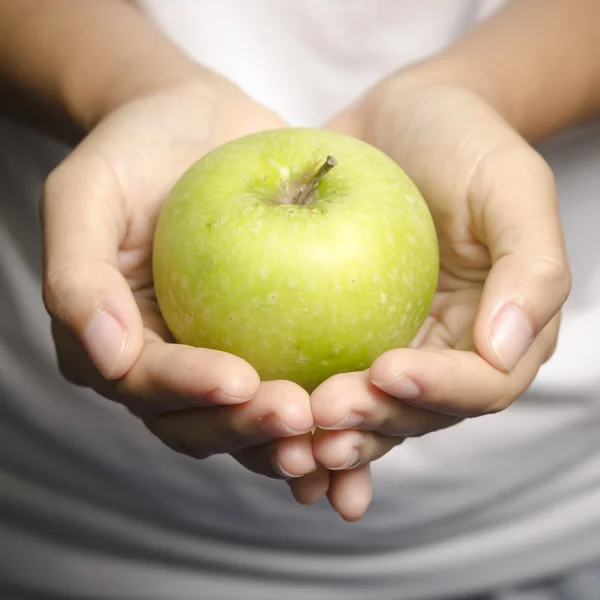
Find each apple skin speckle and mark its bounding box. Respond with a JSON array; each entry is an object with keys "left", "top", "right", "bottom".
[{"left": 153, "top": 127, "right": 439, "bottom": 392}]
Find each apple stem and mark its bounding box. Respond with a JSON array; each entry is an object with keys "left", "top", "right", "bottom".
[{"left": 293, "top": 155, "right": 337, "bottom": 205}]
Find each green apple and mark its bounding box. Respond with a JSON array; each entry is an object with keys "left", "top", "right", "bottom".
[{"left": 153, "top": 128, "right": 438, "bottom": 392}]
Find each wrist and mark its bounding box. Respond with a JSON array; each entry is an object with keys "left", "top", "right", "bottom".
[
  {"left": 63, "top": 60, "right": 221, "bottom": 133},
  {"left": 379, "top": 56, "right": 515, "bottom": 130},
  {"left": 56, "top": 1, "right": 226, "bottom": 133},
  {"left": 387, "top": 0, "right": 600, "bottom": 143},
  {"left": 5, "top": 0, "right": 232, "bottom": 136}
]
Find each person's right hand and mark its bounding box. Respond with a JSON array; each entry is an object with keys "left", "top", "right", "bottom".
[{"left": 41, "top": 77, "right": 323, "bottom": 489}]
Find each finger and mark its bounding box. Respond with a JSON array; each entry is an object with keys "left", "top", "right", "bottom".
[
  {"left": 150, "top": 380, "right": 313, "bottom": 457},
  {"left": 312, "top": 371, "right": 458, "bottom": 435},
  {"left": 51, "top": 319, "right": 261, "bottom": 414},
  {"left": 327, "top": 465, "right": 373, "bottom": 522},
  {"left": 370, "top": 314, "right": 560, "bottom": 417},
  {"left": 52, "top": 319, "right": 100, "bottom": 387},
  {"left": 288, "top": 465, "right": 331, "bottom": 506},
  {"left": 116, "top": 341, "right": 261, "bottom": 413},
  {"left": 313, "top": 428, "right": 400, "bottom": 471},
  {"left": 41, "top": 153, "right": 144, "bottom": 380},
  {"left": 232, "top": 432, "right": 317, "bottom": 479},
  {"left": 470, "top": 147, "right": 571, "bottom": 372}
]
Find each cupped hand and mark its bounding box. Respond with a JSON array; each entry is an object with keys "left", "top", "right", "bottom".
[
  {"left": 298, "top": 79, "right": 571, "bottom": 520},
  {"left": 41, "top": 78, "right": 320, "bottom": 485}
]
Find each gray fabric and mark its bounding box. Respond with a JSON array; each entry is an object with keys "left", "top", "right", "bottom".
[
  {"left": 471, "top": 559, "right": 600, "bottom": 600},
  {"left": 2, "top": 2, "right": 600, "bottom": 597},
  {"left": 2, "top": 114, "right": 600, "bottom": 600}
]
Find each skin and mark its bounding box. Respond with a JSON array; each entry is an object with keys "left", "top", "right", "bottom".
[
  {"left": 41, "top": 81, "right": 323, "bottom": 483},
  {"left": 1, "top": 0, "right": 599, "bottom": 520},
  {"left": 299, "top": 82, "right": 569, "bottom": 518}
]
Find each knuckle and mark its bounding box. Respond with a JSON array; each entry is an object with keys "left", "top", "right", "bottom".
[
  {"left": 541, "top": 314, "right": 562, "bottom": 363},
  {"left": 522, "top": 149, "right": 556, "bottom": 192},
  {"left": 557, "top": 264, "right": 573, "bottom": 304},
  {"left": 43, "top": 263, "right": 91, "bottom": 323},
  {"left": 532, "top": 255, "right": 572, "bottom": 305},
  {"left": 531, "top": 151, "right": 556, "bottom": 186},
  {"left": 42, "top": 267, "right": 74, "bottom": 319},
  {"left": 524, "top": 153, "right": 572, "bottom": 302}
]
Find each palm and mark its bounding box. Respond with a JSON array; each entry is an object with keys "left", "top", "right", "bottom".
[
  {"left": 48, "top": 82, "right": 323, "bottom": 489},
  {"left": 85, "top": 83, "right": 287, "bottom": 347},
  {"left": 301, "top": 81, "right": 563, "bottom": 520},
  {"left": 357, "top": 83, "right": 501, "bottom": 358},
  {"left": 417, "top": 283, "right": 481, "bottom": 356}
]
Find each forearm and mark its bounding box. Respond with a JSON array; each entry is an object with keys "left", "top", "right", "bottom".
[
  {"left": 406, "top": 0, "right": 600, "bottom": 142},
  {"left": 0, "top": 0, "right": 213, "bottom": 139}
]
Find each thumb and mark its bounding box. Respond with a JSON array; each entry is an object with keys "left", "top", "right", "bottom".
[
  {"left": 472, "top": 149, "right": 571, "bottom": 372},
  {"left": 41, "top": 154, "right": 144, "bottom": 380}
]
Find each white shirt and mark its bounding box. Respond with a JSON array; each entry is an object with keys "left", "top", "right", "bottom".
[{"left": 1, "top": 1, "right": 599, "bottom": 598}]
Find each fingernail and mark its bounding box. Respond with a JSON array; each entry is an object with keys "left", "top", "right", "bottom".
[
  {"left": 278, "top": 420, "right": 312, "bottom": 435},
  {"left": 272, "top": 460, "right": 301, "bottom": 479},
  {"left": 330, "top": 448, "right": 360, "bottom": 471},
  {"left": 322, "top": 412, "right": 364, "bottom": 430},
  {"left": 217, "top": 389, "right": 256, "bottom": 403},
  {"left": 259, "top": 413, "right": 311, "bottom": 437},
  {"left": 83, "top": 311, "right": 127, "bottom": 379},
  {"left": 371, "top": 375, "right": 421, "bottom": 400},
  {"left": 489, "top": 304, "right": 533, "bottom": 371}
]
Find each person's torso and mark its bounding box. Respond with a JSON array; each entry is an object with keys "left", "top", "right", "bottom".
[{"left": 1, "top": 1, "right": 600, "bottom": 599}]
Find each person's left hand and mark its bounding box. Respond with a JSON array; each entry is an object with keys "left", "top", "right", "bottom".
[{"left": 289, "top": 78, "right": 571, "bottom": 521}]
